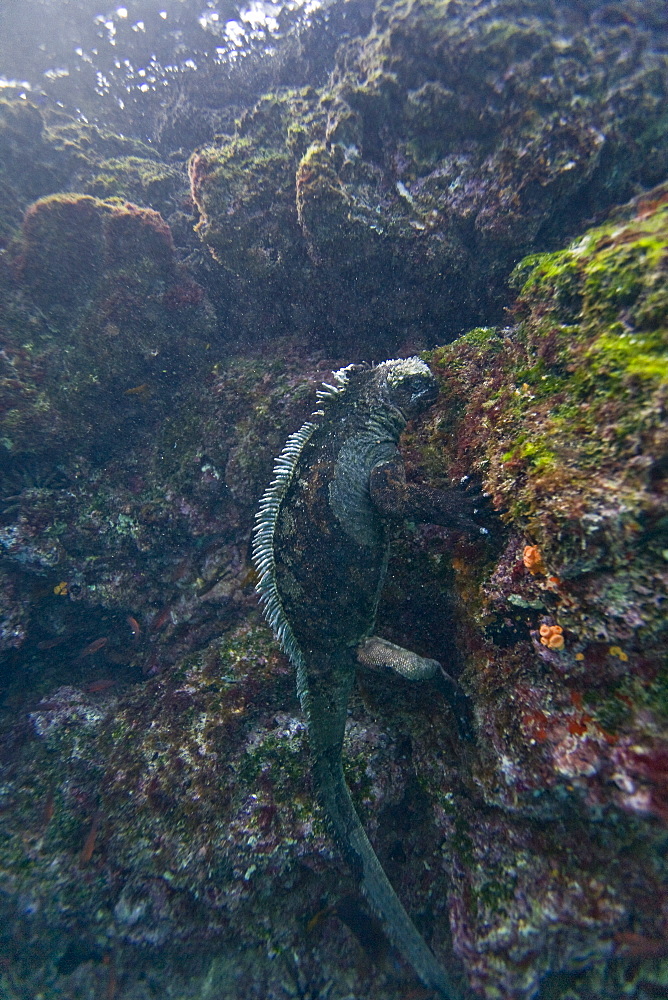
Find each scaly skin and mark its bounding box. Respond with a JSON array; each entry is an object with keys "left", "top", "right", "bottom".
[{"left": 253, "top": 359, "right": 478, "bottom": 999}]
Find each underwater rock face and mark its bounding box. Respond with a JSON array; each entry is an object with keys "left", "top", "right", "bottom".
[
  {"left": 0, "top": 99, "right": 187, "bottom": 249},
  {"left": 0, "top": 624, "right": 429, "bottom": 999},
  {"left": 416, "top": 183, "right": 668, "bottom": 997},
  {"left": 190, "top": 0, "right": 668, "bottom": 355},
  {"left": 18, "top": 193, "right": 174, "bottom": 309},
  {"left": 0, "top": 190, "right": 214, "bottom": 457},
  {"left": 0, "top": 3, "right": 667, "bottom": 997},
  {"left": 0, "top": 186, "right": 665, "bottom": 1000},
  {"left": 0, "top": 351, "right": 325, "bottom": 679}
]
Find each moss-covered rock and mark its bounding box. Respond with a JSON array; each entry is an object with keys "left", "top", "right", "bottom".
[
  {"left": 430, "top": 182, "right": 667, "bottom": 643},
  {"left": 0, "top": 192, "right": 213, "bottom": 457},
  {"left": 409, "top": 183, "right": 668, "bottom": 996},
  {"left": 84, "top": 156, "right": 185, "bottom": 217},
  {"left": 18, "top": 193, "right": 174, "bottom": 307},
  {"left": 189, "top": 90, "right": 324, "bottom": 343},
  {"left": 0, "top": 99, "right": 193, "bottom": 260},
  {"left": 1, "top": 8, "right": 668, "bottom": 994},
  {"left": 189, "top": 0, "right": 668, "bottom": 356},
  {"left": 0, "top": 623, "right": 426, "bottom": 998}
]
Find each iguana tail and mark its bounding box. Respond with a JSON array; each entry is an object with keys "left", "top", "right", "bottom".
[
  {"left": 310, "top": 747, "right": 465, "bottom": 1000},
  {"left": 300, "top": 653, "right": 465, "bottom": 998}
]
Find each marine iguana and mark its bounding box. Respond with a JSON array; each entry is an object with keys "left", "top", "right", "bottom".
[{"left": 253, "top": 358, "right": 480, "bottom": 999}]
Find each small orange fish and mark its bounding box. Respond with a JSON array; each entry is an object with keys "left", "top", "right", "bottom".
[
  {"left": 151, "top": 606, "right": 172, "bottom": 632},
  {"left": 104, "top": 954, "right": 117, "bottom": 1000},
  {"left": 76, "top": 637, "right": 108, "bottom": 659},
  {"left": 126, "top": 615, "right": 141, "bottom": 638},
  {"left": 42, "top": 787, "right": 56, "bottom": 830},
  {"left": 306, "top": 903, "right": 336, "bottom": 933},
  {"left": 80, "top": 810, "right": 102, "bottom": 864},
  {"left": 614, "top": 931, "right": 668, "bottom": 958},
  {"left": 37, "top": 636, "right": 67, "bottom": 651},
  {"left": 124, "top": 383, "right": 150, "bottom": 396},
  {"left": 85, "top": 679, "right": 116, "bottom": 693}
]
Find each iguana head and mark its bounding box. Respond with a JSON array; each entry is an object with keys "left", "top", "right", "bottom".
[{"left": 371, "top": 357, "right": 439, "bottom": 419}]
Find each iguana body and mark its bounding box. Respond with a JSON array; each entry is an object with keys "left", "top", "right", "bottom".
[{"left": 253, "top": 359, "right": 473, "bottom": 999}]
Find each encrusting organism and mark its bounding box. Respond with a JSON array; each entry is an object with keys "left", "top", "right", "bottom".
[{"left": 539, "top": 623, "right": 564, "bottom": 650}]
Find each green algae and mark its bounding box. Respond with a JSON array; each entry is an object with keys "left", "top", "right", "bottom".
[
  {"left": 45, "top": 118, "right": 158, "bottom": 166},
  {"left": 86, "top": 156, "right": 183, "bottom": 211},
  {"left": 432, "top": 187, "right": 667, "bottom": 518},
  {"left": 502, "top": 437, "right": 558, "bottom": 473},
  {"left": 237, "top": 725, "right": 310, "bottom": 797},
  {"left": 590, "top": 327, "right": 668, "bottom": 381},
  {"left": 421, "top": 187, "right": 668, "bottom": 912},
  {"left": 190, "top": 89, "right": 322, "bottom": 280}
]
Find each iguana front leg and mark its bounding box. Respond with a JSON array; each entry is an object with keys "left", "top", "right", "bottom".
[
  {"left": 370, "top": 456, "right": 488, "bottom": 534},
  {"left": 366, "top": 456, "right": 482, "bottom": 740}
]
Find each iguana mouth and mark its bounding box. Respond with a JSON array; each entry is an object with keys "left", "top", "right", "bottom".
[{"left": 413, "top": 381, "right": 439, "bottom": 408}]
